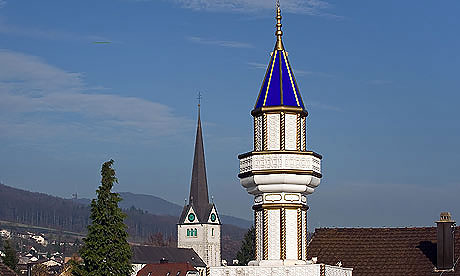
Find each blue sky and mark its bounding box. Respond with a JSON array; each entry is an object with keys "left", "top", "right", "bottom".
[{"left": 1, "top": 0, "right": 459, "bottom": 228}]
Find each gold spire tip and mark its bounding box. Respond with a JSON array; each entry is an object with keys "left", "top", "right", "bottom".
[{"left": 275, "top": 0, "right": 284, "bottom": 50}]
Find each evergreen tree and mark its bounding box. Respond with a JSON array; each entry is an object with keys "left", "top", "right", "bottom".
[
  {"left": 73, "top": 160, "right": 132, "bottom": 276},
  {"left": 1, "top": 239, "right": 18, "bottom": 271},
  {"left": 236, "top": 226, "right": 255, "bottom": 265}
]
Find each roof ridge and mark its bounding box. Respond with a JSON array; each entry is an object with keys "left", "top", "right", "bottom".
[{"left": 316, "top": 226, "right": 440, "bottom": 230}]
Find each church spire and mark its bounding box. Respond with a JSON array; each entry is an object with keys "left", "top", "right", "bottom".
[{"left": 189, "top": 103, "right": 209, "bottom": 214}]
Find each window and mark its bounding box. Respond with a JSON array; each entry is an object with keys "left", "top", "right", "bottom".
[
  {"left": 211, "top": 228, "right": 214, "bottom": 236},
  {"left": 187, "top": 229, "right": 190, "bottom": 236},
  {"left": 194, "top": 229, "right": 197, "bottom": 236}
]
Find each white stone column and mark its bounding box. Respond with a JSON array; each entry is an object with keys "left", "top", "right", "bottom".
[{"left": 240, "top": 106, "right": 321, "bottom": 266}]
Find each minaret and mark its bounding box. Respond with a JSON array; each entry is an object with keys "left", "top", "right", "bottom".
[
  {"left": 178, "top": 105, "right": 221, "bottom": 267},
  {"left": 238, "top": 3, "right": 322, "bottom": 266}
]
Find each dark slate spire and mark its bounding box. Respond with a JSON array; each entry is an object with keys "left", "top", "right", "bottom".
[{"left": 189, "top": 105, "right": 209, "bottom": 217}]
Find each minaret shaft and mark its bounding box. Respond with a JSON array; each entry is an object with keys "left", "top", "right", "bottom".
[{"left": 238, "top": 4, "right": 322, "bottom": 266}]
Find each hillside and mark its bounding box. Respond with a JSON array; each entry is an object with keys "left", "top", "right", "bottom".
[
  {"left": 0, "top": 183, "right": 247, "bottom": 260},
  {"left": 75, "top": 192, "right": 252, "bottom": 229}
]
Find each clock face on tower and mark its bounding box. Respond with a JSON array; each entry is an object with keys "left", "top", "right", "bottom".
[
  {"left": 188, "top": 213, "right": 195, "bottom": 222},
  {"left": 211, "top": 213, "right": 216, "bottom": 222}
]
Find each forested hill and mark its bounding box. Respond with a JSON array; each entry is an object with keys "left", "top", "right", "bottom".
[
  {"left": 76, "top": 192, "right": 252, "bottom": 229},
  {"left": 0, "top": 183, "right": 178, "bottom": 237},
  {"left": 0, "top": 183, "right": 247, "bottom": 260}
]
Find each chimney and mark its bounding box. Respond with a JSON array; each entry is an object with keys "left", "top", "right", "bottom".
[{"left": 436, "top": 212, "right": 455, "bottom": 271}]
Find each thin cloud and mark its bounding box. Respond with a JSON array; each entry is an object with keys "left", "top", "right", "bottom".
[
  {"left": 187, "top": 36, "right": 253, "bottom": 48},
  {"left": 0, "top": 20, "right": 110, "bottom": 42},
  {"left": 172, "top": 0, "right": 340, "bottom": 17},
  {"left": 246, "top": 62, "right": 267, "bottom": 69},
  {"left": 0, "top": 49, "right": 191, "bottom": 144}
]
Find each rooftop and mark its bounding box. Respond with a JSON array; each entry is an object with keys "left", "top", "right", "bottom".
[{"left": 307, "top": 226, "right": 460, "bottom": 276}]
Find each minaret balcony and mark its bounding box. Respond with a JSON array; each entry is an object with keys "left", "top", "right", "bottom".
[{"left": 238, "top": 151, "right": 322, "bottom": 195}]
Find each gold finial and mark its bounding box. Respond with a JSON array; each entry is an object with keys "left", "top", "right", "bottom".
[{"left": 275, "top": 0, "right": 284, "bottom": 50}]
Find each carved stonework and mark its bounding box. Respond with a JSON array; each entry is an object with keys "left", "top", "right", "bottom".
[
  {"left": 268, "top": 209, "right": 280, "bottom": 260},
  {"left": 255, "top": 210, "right": 263, "bottom": 261},
  {"left": 301, "top": 117, "right": 306, "bottom": 151},
  {"left": 285, "top": 114, "right": 297, "bottom": 150},
  {"left": 280, "top": 208, "right": 286, "bottom": 259},
  {"left": 280, "top": 112, "right": 285, "bottom": 150},
  {"left": 254, "top": 116, "right": 263, "bottom": 151},
  {"left": 240, "top": 153, "right": 321, "bottom": 174},
  {"left": 296, "top": 114, "right": 301, "bottom": 151},
  {"left": 208, "top": 264, "right": 353, "bottom": 276},
  {"left": 297, "top": 208, "right": 302, "bottom": 260},
  {"left": 285, "top": 208, "right": 297, "bottom": 260},
  {"left": 303, "top": 210, "right": 307, "bottom": 260},
  {"left": 263, "top": 209, "right": 268, "bottom": 260},
  {"left": 254, "top": 192, "right": 305, "bottom": 205},
  {"left": 267, "top": 114, "right": 281, "bottom": 150},
  {"left": 263, "top": 114, "right": 268, "bottom": 151}
]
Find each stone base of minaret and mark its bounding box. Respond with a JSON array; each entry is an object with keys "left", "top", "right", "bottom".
[
  {"left": 208, "top": 264, "right": 352, "bottom": 276},
  {"left": 205, "top": 192, "right": 353, "bottom": 275}
]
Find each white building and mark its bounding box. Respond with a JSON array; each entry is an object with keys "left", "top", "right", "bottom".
[
  {"left": 31, "top": 235, "right": 47, "bottom": 245},
  {"left": 177, "top": 106, "right": 221, "bottom": 268},
  {"left": 0, "top": 229, "right": 11, "bottom": 239},
  {"left": 210, "top": 3, "right": 352, "bottom": 276}
]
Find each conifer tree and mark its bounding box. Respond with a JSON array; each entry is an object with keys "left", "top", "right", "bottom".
[
  {"left": 73, "top": 160, "right": 132, "bottom": 276},
  {"left": 236, "top": 226, "right": 255, "bottom": 265},
  {"left": 1, "top": 239, "right": 18, "bottom": 271}
]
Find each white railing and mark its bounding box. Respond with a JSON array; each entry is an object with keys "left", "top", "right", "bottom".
[{"left": 240, "top": 153, "right": 321, "bottom": 175}]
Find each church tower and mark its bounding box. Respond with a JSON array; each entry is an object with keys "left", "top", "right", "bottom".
[
  {"left": 238, "top": 3, "right": 322, "bottom": 266},
  {"left": 178, "top": 106, "right": 221, "bottom": 267}
]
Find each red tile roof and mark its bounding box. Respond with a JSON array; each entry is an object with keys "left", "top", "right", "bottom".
[
  {"left": 307, "top": 227, "right": 460, "bottom": 276},
  {"left": 0, "top": 262, "right": 18, "bottom": 276},
  {"left": 136, "top": 263, "right": 197, "bottom": 276}
]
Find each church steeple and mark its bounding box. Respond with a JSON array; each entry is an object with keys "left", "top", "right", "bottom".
[
  {"left": 178, "top": 103, "right": 221, "bottom": 267},
  {"left": 189, "top": 105, "right": 209, "bottom": 217}
]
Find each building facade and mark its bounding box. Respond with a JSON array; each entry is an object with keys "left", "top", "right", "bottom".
[{"left": 177, "top": 107, "right": 221, "bottom": 268}]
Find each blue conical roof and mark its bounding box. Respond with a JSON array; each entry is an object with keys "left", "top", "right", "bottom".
[
  {"left": 254, "top": 49, "right": 304, "bottom": 109},
  {"left": 254, "top": 4, "right": 305, "bottom": 110}
]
